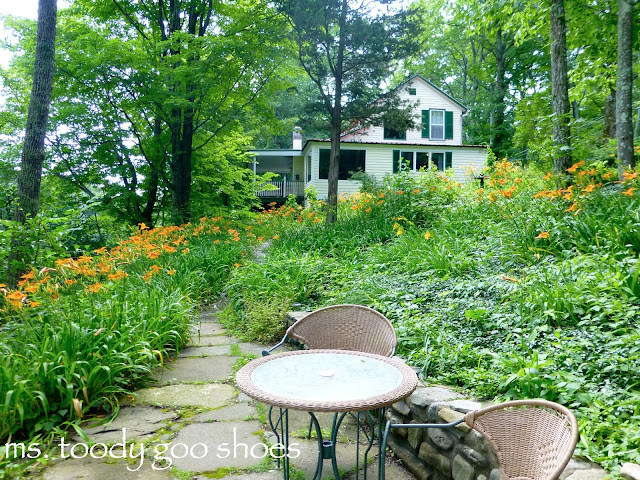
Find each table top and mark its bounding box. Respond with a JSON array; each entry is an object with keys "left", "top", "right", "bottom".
[{"left": 235, "top": 349, "right": 418, "bottom": 412}]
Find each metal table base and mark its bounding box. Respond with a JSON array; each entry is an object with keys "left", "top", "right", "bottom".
[{"left": 268, "top": 406, "right": 386, "bottom": 480}]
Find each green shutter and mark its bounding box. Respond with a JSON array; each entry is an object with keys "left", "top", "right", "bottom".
[
  {"left": 445, "top": 152, "right": 453, "bottom": 169},
  {"left": 422, "top": 110, "right": 429, "bottom": 138},
  {"left": 393, "top": 150, "right": 400, "bottom": 173},
  {"left": 445, "top": 111, "right": 454, "bottom": 140}
]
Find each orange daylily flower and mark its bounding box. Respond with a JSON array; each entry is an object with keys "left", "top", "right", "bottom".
[
  {"left": 623, "top": 187, "right": 635, "bottom": 197},
  {"left": 107, "top": 271, "right": 128, "bottom": 281},
  {"left": 86, "top": 283, "right": 103, "bottom": 293},
  {"left": 535, "top": 231, "right": 550, "bottom": 240},
  {"left": 566, "top": 161, "right": 584, "bottom": 174}
]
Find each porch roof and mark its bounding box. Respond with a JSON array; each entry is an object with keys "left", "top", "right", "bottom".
[{"left": 250, "top": 149, "right": 302, "bottom": 156}]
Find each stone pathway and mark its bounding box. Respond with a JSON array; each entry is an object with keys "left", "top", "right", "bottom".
[{"left": 28, "top": 299, "right": 414, "bottom": 480}]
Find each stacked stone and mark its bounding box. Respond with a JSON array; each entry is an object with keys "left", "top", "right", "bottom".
[{"left": 385, "top": 387, "right": 499, "bottom": 480}]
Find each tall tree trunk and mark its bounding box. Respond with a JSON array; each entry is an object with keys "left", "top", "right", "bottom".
[
  {"left": 170, "top": 105, "right": 192, "bottom": 225},
  {"left": 550, "top": 0, "right": 572, "bottom": 175},
  {"left": 491, "top": 28, "right": 507, "bottom": 160},
  {"left": 603, "top": 90, "right": 616, "bottom": 139},
  {"left": 6, "top": 0, "right": 57, "bottom": 287},
  {"left": 616, "top": 0, "right": 634, "bottom": 172},
  {"left": 326, "top": 0, "right": 347, "bottom": 225},
  {"left": 141, "top": 117, "right": 162, "bottom": 225}
]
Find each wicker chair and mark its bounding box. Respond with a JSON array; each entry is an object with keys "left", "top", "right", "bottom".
[
  {"left": 380, "top": 399, "right": 579, "bottom": 480},
  {"left": 262, "top": 304, "right": 397, "bottom": 357}
]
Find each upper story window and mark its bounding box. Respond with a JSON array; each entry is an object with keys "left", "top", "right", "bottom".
[
  {"left": 383, "top": 125, "right": 406, "bottom": 140},
  {"left": 430, "top": 110, "right": 445, "bottom": 140},
  {"left": 422, "top": 109, "right": 455, "bottom": 140},
  {"left": 408, "top": 87, "right": 417, "bottom": 95}
]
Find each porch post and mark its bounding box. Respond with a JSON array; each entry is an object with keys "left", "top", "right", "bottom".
[{"left": 283, "top": 176, "right": 287, "bottom": 197}]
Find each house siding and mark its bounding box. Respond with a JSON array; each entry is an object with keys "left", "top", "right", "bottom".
[
  {"left": 341, "top": 77, "right": 465, "bottom": 146},
  {"left": 292, "top": 155, "right": 304, "bottom": 181},
  {"left": 302, "top": 141, "right": 487, "bottom": 198}
]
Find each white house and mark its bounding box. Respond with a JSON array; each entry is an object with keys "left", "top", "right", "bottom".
[{"left": 251, "top": 75, "right": 488, "bottom": 200}]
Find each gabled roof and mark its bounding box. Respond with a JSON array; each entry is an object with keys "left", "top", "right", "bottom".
[{"left": 388, "top": 74, "right": 468, "bottom": 113}]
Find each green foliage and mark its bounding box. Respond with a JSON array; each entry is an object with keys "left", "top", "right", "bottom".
[
  {"left": 0, "top": 217, "right": 251, "bottom": 464},
  {"left": 191, "top": 131, "right": 275, "bottom": 215},
  {"left": 227, "top": 162, "right": 640, "bottom": 471}
]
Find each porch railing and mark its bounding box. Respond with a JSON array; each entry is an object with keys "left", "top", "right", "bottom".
[{"left": 255, "top": 180, "right": 305, "bottom": 197}]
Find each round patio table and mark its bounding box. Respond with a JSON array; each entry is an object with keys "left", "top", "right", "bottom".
[{"left": 236, "top": 349, "right": 418, "bottom": 480}]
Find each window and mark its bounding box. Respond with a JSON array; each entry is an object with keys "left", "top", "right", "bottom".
[
  {"left": 431, "top": 152, "right": 453, "bottom": 171},
  {"left": 306, "top": 155, "right": 311, "bottom": 182},
  {"left": 384, "top": 125, "right": 406, "bottom": 140},
  {"left": 408, "top": 87, "right": 417, "bottom": 95},
  {"left": 430, "top": 110, "right": 445, "bottom": 140},
  {"left": 400, "top": 151, "right": 414, "bottom": 170},
  {"left": 422, "top": 110, "right": 455, "bottom": 140},
  {"left": 416, "top": 152, "right": 429, "bottom": 170},
  {"left": 393, "top": 151, "right": 430, "bottom": 173},
  {"left": 319, "top": 149, "right": 366, "bottom": 180}
]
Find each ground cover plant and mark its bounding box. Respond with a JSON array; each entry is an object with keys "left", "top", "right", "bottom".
[
  {"left": 0, "top": 215, "right": 260, "bottom": 474},
  {"left": 222, "top": 160, "right": 640, "bottom": 472}
]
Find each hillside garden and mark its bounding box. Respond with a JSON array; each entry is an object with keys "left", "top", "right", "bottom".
[
  {"left": 1, "top": 0, "right": 639, "bottom": 477},
  {"left": 221, "top": 159, "right": 640, "bottom": 472},
  {"left": 3, "top": 157, "right": 639, "bottom": 474}
]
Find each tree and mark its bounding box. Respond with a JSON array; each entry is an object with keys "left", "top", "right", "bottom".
[
  {"left": 7, "top": 0, "right": 57, "bottom": 287},
  {"left": 66, "top": 0, "right": 287, "bottom": 225},
  {"left": 281, "top": 0, "right": 417, "bottom": 223},
  {"left": 616, "top": 0, "right": 635, "bottom": 171},
  {"left": 549, "top": 0, "right": 572, "bottom": 175}
]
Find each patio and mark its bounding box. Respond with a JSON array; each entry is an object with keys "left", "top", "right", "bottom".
[{"left": 32, "top": 302, "right": 608, "bottom": 480}]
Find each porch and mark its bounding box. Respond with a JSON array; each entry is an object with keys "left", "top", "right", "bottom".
[{"left": 255, "top": 180, "right": 306, "bottom": 198}]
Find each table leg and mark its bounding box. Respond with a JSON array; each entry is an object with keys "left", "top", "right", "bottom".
[
  {"left": 268, "top": 406, "right": 290, "bottom": 480},
  {"left": 269, "top": 407, "right": 387, "bottom": 480}
]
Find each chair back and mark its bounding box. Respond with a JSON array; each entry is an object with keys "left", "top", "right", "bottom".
[
  {"left": 463, "top": 399, "right": 579, "bottom": 480},
  {"left": 287, "top": 304, "right": 397, "bottom": 357}
]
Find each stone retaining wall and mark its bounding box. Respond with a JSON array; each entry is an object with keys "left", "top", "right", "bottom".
[{"left": 385, "top": 386, "right": 497, "bottom": 480}]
